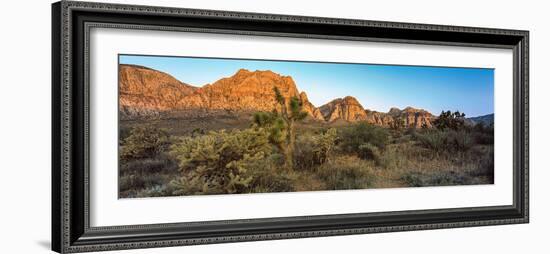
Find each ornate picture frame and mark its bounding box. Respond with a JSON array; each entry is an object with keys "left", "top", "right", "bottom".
[{"left": 52, "top": 1, "right": 529, "bottom": 253}]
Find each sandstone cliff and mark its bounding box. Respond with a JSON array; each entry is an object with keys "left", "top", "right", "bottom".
[
  {"left": 317, "top": 97, "right": 434, "bottom": 128},
  {"left": 319, "top": 96, "right": 368, "bottom": 122},
  {"left": 119, "top": 65, "right": 437, "bottom": 127},
  {"left": 119, "top": 64, "right": 197, "bottom": 117},
  {"left": 398, "top": 106, "right": 435, "bottom": 128},
  {"left": 364, "top": 110, "right": 394, "bottom": 126},
  {"left": 179, "top": 69, "right": 302, "bottom": 112},
  {"left": 120, "top": 67, "right": 323, "bottom": 120},
  {"left": 364, "top": 107, "right": 434, "bottom": 128}
]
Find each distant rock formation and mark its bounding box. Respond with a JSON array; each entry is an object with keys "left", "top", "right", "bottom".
[
  {"left": 364, "top": 110, "right": 394, "bottom": 126},
  {"left": 367, "top": 107, "right": 434, "bottom": 128},
  {"left": 119, "top": 65, "right": 439, "bottom": 128},
  {"left": 397, "top": 106, "right": 435, "bottom": 128},
  {"left": 319, "top": 96, "right": 368, "bottom": 122}
]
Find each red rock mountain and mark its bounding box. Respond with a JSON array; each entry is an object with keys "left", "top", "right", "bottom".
[
  {"left": 394, "top": 107, "right": 435, "bottom": 128},
  {"left": 179, "top": 69, "right": 301, "bottom": 111},
  {"left": 119, "top": 65, "right": 436, "bottom": 127},
  {"left": 319, "top": 96, "right": 368, "bottom": 122},
  {"left": 318, "top": 97, "right": 434, "bottom": 128},
  {"left": 120, "top": 66, "right": 323, "bottom": 120},
  {"left": 366, "top": 107, "right": 434, "bottom": 128},
  {"left": 119, "top": 64, "right": 197, "bottom": 116}
]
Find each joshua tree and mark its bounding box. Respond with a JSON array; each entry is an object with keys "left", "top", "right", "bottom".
[{"left": 253, "top": 87, "right": 307, "bottom": 170}]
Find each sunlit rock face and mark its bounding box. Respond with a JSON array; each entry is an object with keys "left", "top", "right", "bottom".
[{"left": 119, "top": 65, "right": 436, "bottom": 127}]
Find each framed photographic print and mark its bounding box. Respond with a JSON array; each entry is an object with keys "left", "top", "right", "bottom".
[{"left": 51, "top": 1, "right": 529, "bottom": 253}]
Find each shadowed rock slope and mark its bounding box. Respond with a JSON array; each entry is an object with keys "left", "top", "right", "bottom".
[{"left": 119, "top": 64, "right": 197, "bottom": 117}]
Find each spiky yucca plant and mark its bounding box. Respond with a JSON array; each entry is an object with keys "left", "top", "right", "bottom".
[{"left": 252, "top": 87, "right": 307, "bottom": 171}]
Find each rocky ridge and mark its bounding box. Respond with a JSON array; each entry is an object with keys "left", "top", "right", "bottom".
[
  {"left": 119, "top": 64, "right": 197, "bottom": 117},
  {"left": 119, "top": 64, "right": 436, "bottom": 127}
]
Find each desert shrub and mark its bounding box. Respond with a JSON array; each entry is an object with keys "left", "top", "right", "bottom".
[
  {"left": 416, "top": 130, "right": 447, "bottom": 150},
  {"left": 127, "top": 184, "right": 177, "bottom": 198},
  {"left": 433, "top": 110, "right": 466, "bottom": 130},
  {"left": 120, "top": 156, "right": 178, "bottom": 175},
  {"left": 377, "top": 149, "right": 401, "bottom": 169},
  {"left": 135, "top": 185, "right": 170, "bottom": 198},
  {"left": 473, "top": 132, "right": 494, "bottom": 145},
  {"left": 119, "top": 172, "right": 171, "bottom": 197},
  {"left": 316, "top": 156, "right": 374, "bottom": 190},
  {"left": 119, "top": 126, "right": 132, "bottom": 145},
  {"left": 339, "top": 122, "right": 389, "bottom": 153},
  {"left": 402, "top": 171, "right": 469, "bottom": 187},
  {"left": 404, "top": 127, "right": 417, "bottom": 136},
  {"left": 190, "top": 128, "right": 206, "bottom": 137},
  {"left": 246, "top": 154, "right": 295, "bottom": 193},
  {"left": 415, "top": 129, "right": 474, "bottom": 152},
  {"left": 120, "top": 125, "right": 170, "bottom": 160},
  {"left": 401, "top": 173, "right": 424, "bottom": 187},
  {"left": 471, "top": 123, "right": 494, "bottom": 145},
  {"left": 119, "top": 174, "right": 146, "bottom": 193},
  {"left": 473, "top": 122, "right": 493, "bottom": 133},
  {"left": 357, "top": 143, "right": 381, "bottom": 162},
  {"left": 293, "top": 136, "right": 320, "bottom": 170},
  {"left": 252, "top": 111, "right": 276, "bottom": 127},
  {"left": 294, "top": 128, "right": 338, "bottom": 170},
  {"left": 169, "top": 128, "right": 292, "bottom": 195},
  {"left": 447, "top": 130, "right": 475, "bottom": 151},
  {"left": 470, "top": 147, "right": 494, "bottom": 181}
]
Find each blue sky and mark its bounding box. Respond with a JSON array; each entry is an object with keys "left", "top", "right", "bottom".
[{"left": 120, "top": 54, "right": 494, "bottom": 117}]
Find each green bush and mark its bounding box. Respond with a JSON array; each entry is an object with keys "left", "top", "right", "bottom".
[
  {"left": 447, "top": 130, "right": 475, "bottom": 151},
  {"left": 473, "top": 132, "right": 494, "bottom": 145},
  {"left": 415, "top": 129, "right": 475, "bottom": 152},
  {"left": 293, "top": 128, "right": 338, "bottom": 170},
  {"left": 119, "top": 126, "right": 132, "bottom": 145},
  {"left": 377, "top": 148, "right": 404, "bottom": 169},
  {"left": 471, "top": 146, "right": 494, "bottom": 181},
  {"left": 120, "top": 125, "right": 170, "bottom": 160},
  {"left": 433, "top": 110, "right": 466, "bottom": 130},
  {"left": 402, "top": 171, "right": 469, "bottom": 187},
  {"left": 119, "top": 172, "right": 170, "bottom": 197},
  {"left": 169, "top": 128, "right": 293, "bottom": 195},
  {"left": 252, "top": 111, "right": 276, "bottom": 127},
  {"left": 135, "top": 185, "right": 170, "bottom": 198},
  {"left": 415, "top": 130, "right": 447, "bottom": 150},
  {"left": 120, "top": 156, "right": 178, "bottom": 175},
  {"left": 339, "top": 122, "right": 389, "bottom": 153},
  {"left": 245, "top": 154, "right": 295, "bottom": 193},
  {"left": 316, "top": 156, "right": 374, "bottom": 190},
  {"left": 357, "top": 143, "right": 381, "bottom": 162},
  {"left": 471, "top": 123, "right": 494, "bottom": 145}
]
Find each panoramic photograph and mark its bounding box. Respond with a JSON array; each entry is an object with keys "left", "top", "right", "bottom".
[{"left": 118, "top": 54, "right": 495, "bottom": 198}]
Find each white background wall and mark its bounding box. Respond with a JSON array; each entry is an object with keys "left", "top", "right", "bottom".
[{"left": 0, "top": 0, "right": 547, "bottom": 253}]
